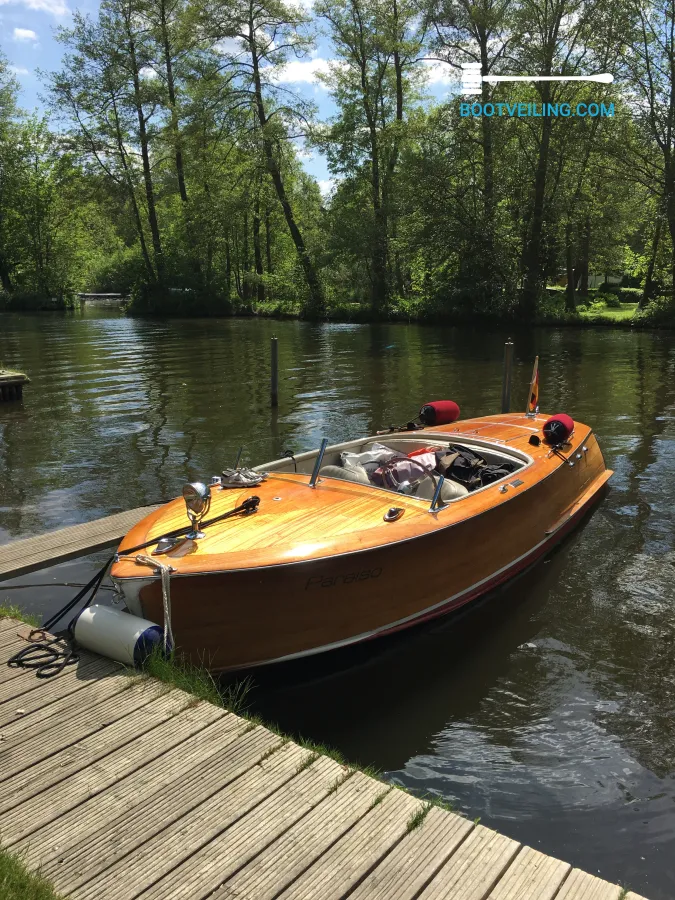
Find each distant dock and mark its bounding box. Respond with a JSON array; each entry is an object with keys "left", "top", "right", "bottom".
[
  {"left": 0, "top": 615, "right": 648, "bottom": 900},
  {"left": 0, "top": 368, "right": 29, "bottom": 401},
  {"left": 77, "top": 293, "right": 127, "bottom": 304}
]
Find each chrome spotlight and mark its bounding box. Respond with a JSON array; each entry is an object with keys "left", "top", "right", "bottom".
[{"left": 182, "top": 482, "right": 211, "bottom": 539}]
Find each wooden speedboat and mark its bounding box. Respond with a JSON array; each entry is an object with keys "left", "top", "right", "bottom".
[{"left": 110, "top": 411, "right": 612, "bottom": 672}]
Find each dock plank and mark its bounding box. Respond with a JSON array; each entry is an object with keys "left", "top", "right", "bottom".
[
  {"left": 555, "top": 870, "right": 622, "bottom": 900},
  {"left": 0, "top": 505, "right": 161, "bottom": 581},
  {"left": 1, "top": 698, "right": 225, "bottom": 848},
  {"left": 44, "top": 725, "right": 278, "bottom": 894},
  {"left": 0, "top": 687, "right": 187, "bottom": 815},
  {"left": 277, "top": 787, "right": 423, "bottom": 900},
  {"left": 0, "top": 678, "right": 165, "bottom": 779},
  {"left": 418, "top": 824, "right": 521, "bottom": 900},
  {"left": 14, "top": 713, "right": 246, "bottom": 865},
  {"left": 212, "top": 771, "right": 382, "bottom": 899},
  {"left": 0, "top": 657, "right": 120, "bottom": 726},
  {"left": 348, "top": 806, "right": 475, "bottom": 900},
  {"left": 487, "top": 846, "right": 571, "bottom": 900},
  {"left": 71, "top": 743, "right": 323, "bottom": 900},
  {"left": 137, "top": 755, "right": 346, "bottom": 900}
]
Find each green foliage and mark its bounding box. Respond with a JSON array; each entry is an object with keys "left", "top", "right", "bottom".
[
  {"left": 0, "top": 604, "right": 40, "bottom": 627},
  {"left": 0, "top": 847, "right": 63, "bottom": 899},
  {"left": 598, "top": 292, "right": 622, "bottom": 308},
  {"left": 141, "top": 645, "right": 252, "bottom": 713},
  {"left": 2, "top": 0, "right": 675, "bottom": 324},
  {"left": 634, "top": 295, "right": 675, "bottom": 327}
]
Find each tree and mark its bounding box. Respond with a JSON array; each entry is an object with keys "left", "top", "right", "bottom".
[
  {"left": 316, "top": 0, "right": 426, "bottom": 312},
  {"left": 0, "top": 52, "right": 18, "bottom": 294}
]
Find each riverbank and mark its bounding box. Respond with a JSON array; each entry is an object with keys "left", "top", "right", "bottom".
[{"left": 3, "top": 285, "right": 673, "bottom": 327}]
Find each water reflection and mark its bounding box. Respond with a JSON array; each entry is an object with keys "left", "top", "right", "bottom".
[{"left": 1, "top": 311, "right": 674, "bottom": 898}]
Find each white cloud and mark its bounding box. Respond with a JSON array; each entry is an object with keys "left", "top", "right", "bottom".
[
  {"left": 272, "top": 58, "right": 332, "bottom": 84},
  {"left": 9, "top": 65, "right": 30, "bottom": 74},
  {"left": 139, "top": 66, "right": 158, "bottom": 80},
  {"left": 422, "top": 59, "right": 455, "bottom": 85},
  {"left": 0, "top": 0, "right": 68, "bottom": 17},
  {"left": 214, "top": 37, "right": 245, "bottom": 56},
  {"left": 13, "top": 26, "right": 38, "bottom": 42},
  {"left": 318, "top": 178, "right": 335, "bottom": 197}
]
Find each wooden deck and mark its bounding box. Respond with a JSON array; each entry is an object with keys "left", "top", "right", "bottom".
[
  {"left": 0, "top": 506, "right": 160, "bottom": 582},
  {"left": 0, "top": 617, "right": 647, "bottom": 900}
]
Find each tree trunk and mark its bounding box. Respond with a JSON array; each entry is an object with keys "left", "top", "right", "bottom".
[
  {"left": 250, "top": 38, "right": 325, "bottom": 316},
  {"left": 642, "top": 216, "right": 662, "bottom": 308},
  {"left": 253, "top": 190, "right": 265, "bottom": 304},
  {"left": 565, "top": 222, "right": 576, "bottom": 312},
  {"left": 225, "top": 236, "right": 232, "bottom": 299},
  {"left": 158, "top": 1, "right": 188, "bottom": 206},
  {"left": 111, "top": 99, "right": 154, "bottom": 281},
  {"left": 125, "top": 20, "right": 164, "bottom": 282},
  {"left": 265, "top": 207, "right": 273, "bottom": 273},
  {"left": 242, "top": 211, "right": 250, "bottom": 302},
  {"left": 0, "top": 251, "right": 13, "bottom": 293},
  {"left": 578, "top": 215, "right": 590, "bottom": 298},
  {"left": 520, "top": 84, "right": 552, "bottom": 317}
]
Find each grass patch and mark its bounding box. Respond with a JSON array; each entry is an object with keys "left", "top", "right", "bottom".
[
  {"left": 0, "top": 605, "right": 40, "bottom": 628},
  {"left": 369, "top": 788, "right": 391, "bottom": 810},
  {"left": 0, "top": 847, "right": 64, "bottom": 899},
  {"left": 140, "top": 645, "right": 252, "bottom": 714},
  {"left": 406, "top": 803, "right": 432, "bottom": 832},
  {"left": 297, "top": 736, "right": 345, "bottom": 766},
  {"left": 327, "top": 772, "right": 352, "bottom": 795},
  {"left": 296, "top": 752, "right": 320, "bottom": 773},
  {"left": 578, "top": 302, "right": 638, "bottom": 322}
]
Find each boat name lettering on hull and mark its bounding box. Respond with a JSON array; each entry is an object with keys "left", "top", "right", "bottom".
[{"left": 306, "top": 567, "right": 383, "bottom": 589}]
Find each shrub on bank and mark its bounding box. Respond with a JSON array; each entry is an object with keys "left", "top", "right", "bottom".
[
  {"left": 0, "top": 291, "right": 77, "bottom": 311},
  {"left": 633, "top": 294, "right": 675, "bottom": 326},
  {"left": 128, "top": 284, "right": 233, "bottom": 317}
]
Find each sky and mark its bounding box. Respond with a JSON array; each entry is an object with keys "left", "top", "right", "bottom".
[{"left": 0, "top": 0, "right": 457, "bottom": 192}]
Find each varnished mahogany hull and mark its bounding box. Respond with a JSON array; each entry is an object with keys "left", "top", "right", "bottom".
[{"left": 117, "top": 420, "right": 611, "bottom": 672}]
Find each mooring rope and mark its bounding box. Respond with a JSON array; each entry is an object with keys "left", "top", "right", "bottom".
[
  {"left": 6, "top": 495, "right": 261, "bottom": 678},
  {"left": 133, "top": 555, "right": 174, "bottom": 653}
]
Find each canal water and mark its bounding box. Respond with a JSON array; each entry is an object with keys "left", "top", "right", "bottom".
[{"left": 1, "top": 309, "right": 674, "bottom": 898}]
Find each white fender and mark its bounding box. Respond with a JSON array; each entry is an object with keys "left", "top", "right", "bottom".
[{"left": 73, "top": 604, "right": 168, "bottom": 667}]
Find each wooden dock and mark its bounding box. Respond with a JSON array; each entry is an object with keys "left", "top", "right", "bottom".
[
  {"left": 0, "top": 617, "right": 648, "bottom": 900},
  {"left": 0, "top": 368, "right": 29, "bottom": 401},
  {"left": 0, "top": 506, "right": 160, "bottom": 582}
]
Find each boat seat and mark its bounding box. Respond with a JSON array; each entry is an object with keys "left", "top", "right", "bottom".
[
  {"left": 320, "top": 464, "right": 371, "bottom": 485},
  {"left": 415, "top": 476, "right": 468, "bottom": 502},
  {"left": 319, "top": 465, "right": 468, "bottom": 502}
]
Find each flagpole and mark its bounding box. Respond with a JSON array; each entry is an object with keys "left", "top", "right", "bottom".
[{"left": 526, "top": 356, "right": 539, "bottom": 418}]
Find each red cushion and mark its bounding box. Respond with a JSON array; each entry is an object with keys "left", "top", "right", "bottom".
[
  {"left": 543, "top": 413, "right": 575, "bottom": 444},
  {"left": 419, "top": 400, "right": 460, "bottom": 426}
]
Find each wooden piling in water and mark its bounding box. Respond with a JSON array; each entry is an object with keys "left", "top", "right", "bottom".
[{"left": 0, "top": 370, "right": 29, "bottom": 402}]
